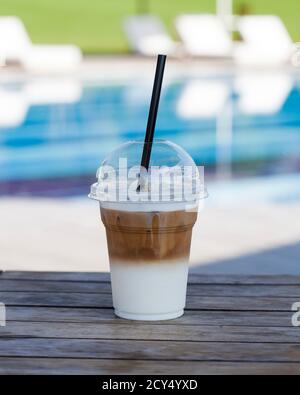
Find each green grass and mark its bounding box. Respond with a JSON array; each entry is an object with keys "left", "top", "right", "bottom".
[{"left": 0, "top": 0, "right": 299, "bottom": 54}]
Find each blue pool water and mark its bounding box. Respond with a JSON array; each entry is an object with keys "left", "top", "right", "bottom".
[{"left": 0, "top": 72, "right": 300, "bottom": 199}]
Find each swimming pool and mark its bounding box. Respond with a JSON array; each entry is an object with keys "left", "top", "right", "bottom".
[{"left": 0, "top": 71, "right": 300, "bottom": 200}]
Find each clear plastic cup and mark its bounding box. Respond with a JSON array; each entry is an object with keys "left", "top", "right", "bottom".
[{"left": 89, "top": 139, "right": 207, "bottom": 320}]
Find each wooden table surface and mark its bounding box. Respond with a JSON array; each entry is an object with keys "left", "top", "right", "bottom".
[{"left": 0, "top": 271, "right": 300, "bottom": 375}]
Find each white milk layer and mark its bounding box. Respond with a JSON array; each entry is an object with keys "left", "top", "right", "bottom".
[{"left": 110, "top": 260, "right": 188, "bottom": 321}]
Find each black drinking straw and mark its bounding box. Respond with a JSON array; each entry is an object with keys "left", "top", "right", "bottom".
[{"left": 137, "top": 54, "right": 167, "bottom": 191}]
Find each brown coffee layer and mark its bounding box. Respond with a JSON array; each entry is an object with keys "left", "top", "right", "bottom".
[{"left": 101, "top": 208, "right": 197, "bottom": 264}]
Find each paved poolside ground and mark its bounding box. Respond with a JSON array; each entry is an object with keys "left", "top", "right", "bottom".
[
  {"left": 1, "top": 198, "right": 299, "bottom": 274},
  {"left": 1, "top": 55, "right": 298, "bottom": 84}
]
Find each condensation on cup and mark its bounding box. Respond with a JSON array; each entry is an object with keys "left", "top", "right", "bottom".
[{"left": 89, "top": 140, "right": 208, "bottom": 321}]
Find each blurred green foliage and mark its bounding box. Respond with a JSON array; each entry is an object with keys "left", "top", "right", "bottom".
[{"left": 0, "top": 0, "right": 299, "bottom": 53}]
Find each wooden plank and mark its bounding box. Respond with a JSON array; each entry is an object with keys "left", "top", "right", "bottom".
[
  {"left": 0, "top": 291, "right": 297, "bottom": 311},
  {"left": 186, "top": 296, "right": 297, "bottom": 312},
  {"left": 188, "top": 284, "right": 300, "bottom": 298},
  {"left": 0, "top": 338, "right": 299, "bottom": 362},
  {"left": 2, "top": 271, "right": 300, "bottom": 285},
  {"left": 0, "top": 271, "right": 110, "bottom": 282},
  {"left": 0, "top": 291, "right": 112, "bottom": 308},
  {"left": 1, "top": 271, "right": 299, "bottom": 375},
  {"left": 0, "top": 358, "right": 299, "bottom": 375},
  {"left": 1, "top": 321, "right": 300, "bottom": 343},
  {"left": 189, "top": 274, "right": 300, "bottom": 286},
  {"left": 2, "top": 280, "right": 300, "bottom": 298},
  {"left": 0, "top": 279, "right": 112, "bottom": 294},
  {"left": 5, "top": 307, "right": 293, "bottom": 328}
]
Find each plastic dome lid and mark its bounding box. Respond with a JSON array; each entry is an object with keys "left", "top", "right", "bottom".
[{"left": 89, "top": 139, "right": 207, "bottom": 204}]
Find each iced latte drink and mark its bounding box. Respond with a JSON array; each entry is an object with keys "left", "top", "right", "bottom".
[{"left": 89, "top": 140, "right": 206, "bottom": 321}]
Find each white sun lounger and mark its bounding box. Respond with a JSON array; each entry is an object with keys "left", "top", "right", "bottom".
[
  {"left": 0, "top": 79, "right": 81, "bottom": 128},
  {"left": 234, "top": 16, "right": 293, "bottom": 65},
  {"left": 123, "top": 15, "right": 177, "bottom": 56},
  {"left": 0, "top": 16, "right": 82, "bottom": 72},
  {"left": 175, "top": 14, "right": 233, "bottom": 57},
  {"left": 176, "top": 81, "right": 229, "bottom": 118},
  {"left": 0, "top": 88, "right": 27, "bottom": 127},
  {"left": 235, "top": 72, "right": 292, "bottom": 115},
  {"left": 24, "top": 79, "right": 82, "bottom": 105}
]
